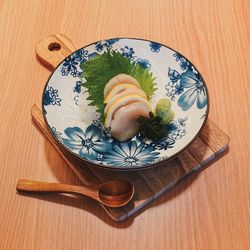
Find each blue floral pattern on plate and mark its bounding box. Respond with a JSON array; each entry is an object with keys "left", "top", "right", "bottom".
[
  {"left": 149, "top": 42, "right": 162, "bottom": 52},
  {"left": 95, "top": 38, "right": 119, "bottom": 52},
  {"left": 43, "top": 86, "right": 61, "bottom": 112},
  {"left": 150, "top": 118, "right": 187, "bottom": 150},
  {"left": 166, "top": 53, "right": 207, "bottom": 111},
  {"left": 102, "top": 140, "right": 159, "bottom": 167},
  {"left": 135, "top": 58, "right": 151, "bottom": 69},
  {"left": 178, "top": 70, "right": 207, "bottom": 111},
  {"left": 73, "top": 81, "right": 82, "bottom": 94},
  {"left": 59, "top": 123, "right": 162, "bottom": 166},
  {"left": 121, "top": 46, "right": 135, "bottom": 59},
  {"left": 43, "top": 38, "right": 209, "bottom": 170},
  {"left": 51, "top": 116, "right": 187, "bottom": 167},
  {"left": 63, "top": 125, "right": 111, "bottom": 161}
]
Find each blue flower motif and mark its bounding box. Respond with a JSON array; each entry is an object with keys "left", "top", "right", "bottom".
[
  {"left": 43, "top": 86, "right": 61, "bottom": 106},
  {"left": 168, "top": 68, "right": 180, "bottom": 82},
  {"left": 165, "top": 82, "right": 184, "bottom": 101},
  {"left": 173, "top": 52, "right": 181, "bottom": 61},
  {"left": 63, "top": 56, "right": 78, "bottom": 72},
  {"left": 149, "top": 42, "right": 162, "bottom": 53},
  {"left": 62, "top": 125, "right": 111, "bottom": 160},
  {"left": 166, "top": 62, "right": 207, "bottom": 111},
  {"left": 136, "top": 58, "right": 151, "bottom": 69},
  {"left": 167, "top": 122, "right": 178, "bottom": 133},
  {"left": 166, "top": 69, "right": 183, "bottom": 101},
  {"left": 178, "top": 70, "right": 207, "bottom": 111},
  {"left": 171, "top": 128, "right": 186, "bottom": 140},
  {"left": 166, "top": 82, "right": 177, "bottom": 100},
  {"left": 71, "top": 69, "right": 79, "bottom": 77},
  {"left": 178, "top": 117, "right": 188, "bottom": 127},
  {"left": 61, "top": 50, "right": 89, "bottom": 78},
  {"left": 175, "top": 84, "right": 184, "bottom": 95},
  {"left": 88, "top": 52, "right": 99, "bottom": 60},
  {"left": 51, "top": 127, "right": 62, "bottom": 141},
  {"left": 173, "top": 53, "right": 190, "bottom": 70},
  {"left": 149, "top": 118, "right": 187, "bottom": 151},
  {"left": 95, "top": 42, "right": 104, "bottom": 52},
  {"left": 95, "top": 39, "right": 119, "bottom": 52},
  {"left": 179, "top": 59, "right": 189, "bottom": 71},
  {"left": 102, "top": 141, "right": 159, "bottom": 167},
  {"left": 73, "top": 81, "right": 81, "bottom": 93},
  {"left": 120, "top": 46, "right": 135, "bottom": 59},
  {"left": 96, "top": 153, "right": 104, "bottom": 163},
  {"left": 92, "top": 120, "right": 111, "bottom": 138},
  {"left": 73, "top": 49, "right": 89, "bottom": 62},
  {"left": 151, "top": 137, "right": 175, "bottom": 150},
  {"left": 61, "top": 67, "right": 69, "bottom": 76},
  {"left": 106, "top": 38, "right": 119, "bottom": 46}
]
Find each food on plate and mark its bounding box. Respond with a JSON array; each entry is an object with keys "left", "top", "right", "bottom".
[
  {"left": 137, "top": 112, "right": 168, "bottom": 141},
  {"left": 82, "top": 50, "right": 174, "bottom": 142},
  {"left": 104, "top": 94, "right": 151, "bottom": 128},
  {"left": 83, "top": 51, "right": 156, "bottom": 122},
  {"left": 155, "top": 98, "right": 174, "bottom": 125},
  {"left": 110, "top": 102, "right": 151, "bottom": 142},
  {"left": 103, "top": 74, "right": 152, "bottom": 139},
  {"left": 104, "top": 83, "right": 141, "bottom": 103},
  {"left": 103, "top": 75, "right": 175, "bottom": 142},
  {"left": 104, "top": 74, "right": 141, "bottom": 98},
  {"left": 104, "top": 86, "right": 147, "bottom": 113}
]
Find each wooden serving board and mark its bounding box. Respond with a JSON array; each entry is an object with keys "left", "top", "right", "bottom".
[{"left": 34, "top": 34, "right": 230, "bottom": 221}]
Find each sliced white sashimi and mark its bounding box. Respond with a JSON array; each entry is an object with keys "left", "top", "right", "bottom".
[
  {"left": 104, "top": 95, "right": 151, "bottom": 128},
  {"left": 103, "top": 74, "right": 141, "bottom": 98},
  {"left": 104, "top": 88, "right": 147, "bottom": 113},
  {"left": 110, "top": 102, "right": 151, "bottom": 142},
  {"left": 104, "top": 83, "right": 139, "bottom": 103}
]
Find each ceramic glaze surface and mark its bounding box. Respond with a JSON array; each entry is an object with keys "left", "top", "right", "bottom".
[{"left": 43, "top": 38, "right": 209, "bottom": 170}]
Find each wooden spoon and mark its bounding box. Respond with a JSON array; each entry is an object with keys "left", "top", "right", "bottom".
[{"left": 16, "top": 179, "right": 134, "bottom": 208}]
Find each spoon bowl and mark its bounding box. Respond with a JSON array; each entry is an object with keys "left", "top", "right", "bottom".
[
  {"left": 16, "top": 179, "right": 134, "bottom": 208},
  {"left": 98, "top": 180, "right": 135, "bottom": 207}
]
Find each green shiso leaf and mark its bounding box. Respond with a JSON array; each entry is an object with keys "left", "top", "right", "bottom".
[{"left": 82, "top": 50, "right": 157, "bottom": 122}]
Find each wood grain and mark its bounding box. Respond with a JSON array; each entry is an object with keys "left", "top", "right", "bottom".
[
  {"left": 36, "top": 34, "right": 76, "bottom": 70},
  {"left": 0, "top": 0, "right": 249, "bottom": 249}
]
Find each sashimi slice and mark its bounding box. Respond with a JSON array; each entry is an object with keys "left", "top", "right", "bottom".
[
  {"left": 104, "top": 74, "right": 141, "bottom": 98},
  {"left": 110, "top": 102, "right": 151, "bottom": 142},
  {"left": 104, "top": 83, "right": 139, "bottom": 103},
  {"left": 104, "top": 95, "right": 151, "bottom": 128},
  {"left": 104, "top": 88, "right": 147, "bottom": 113}
]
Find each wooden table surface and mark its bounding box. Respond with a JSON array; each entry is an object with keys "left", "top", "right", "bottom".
[{"left": 0, "top": 0, "right": 249, "bottom": 249}]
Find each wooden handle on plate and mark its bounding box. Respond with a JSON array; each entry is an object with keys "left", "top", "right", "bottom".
[{"left": 36, "top": 34, "right": 76, "bottom": 70}]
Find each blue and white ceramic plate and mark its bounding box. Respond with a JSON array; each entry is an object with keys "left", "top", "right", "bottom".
[{"left": 43, "top": 38, "right": 209, "bottom": 170}]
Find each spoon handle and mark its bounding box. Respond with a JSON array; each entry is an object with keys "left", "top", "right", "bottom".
[{"left": 16, "top": 179, "right": 98, "bottom": 198}]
